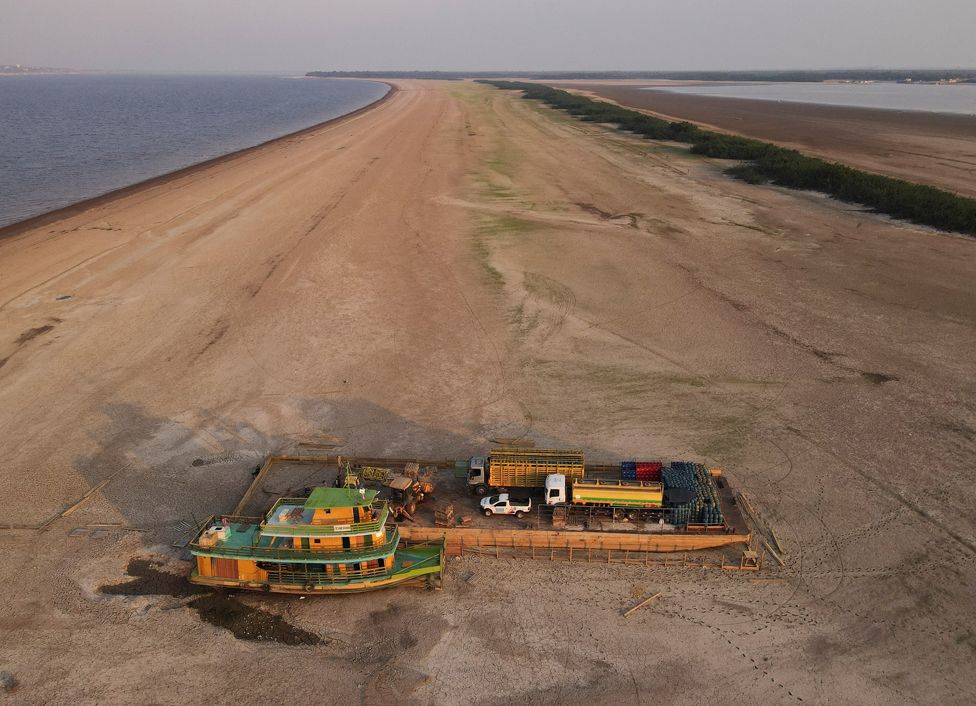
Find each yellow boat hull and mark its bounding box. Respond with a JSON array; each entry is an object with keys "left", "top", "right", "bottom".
[{"left": 189, "top": 563, "right": 441, "bottom": 594}]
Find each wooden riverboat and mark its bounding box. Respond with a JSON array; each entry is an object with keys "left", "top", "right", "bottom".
[{"left": 189, "top": 486, "right": 444, "bottom": 594}]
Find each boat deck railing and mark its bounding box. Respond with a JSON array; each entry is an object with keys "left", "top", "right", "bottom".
[
  {"left": 191, "top": 526, "right": 400, "bottom": 563},
  {"left": 260, "top": 550, "right": 442, "bottom": 586},
  {"left": 264, "top": 564, "right": 390, "bottom": 584}
]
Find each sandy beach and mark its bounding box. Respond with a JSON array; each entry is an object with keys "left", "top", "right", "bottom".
[
  {"left": 2, "top": 79, "right": 975, "bottom": 704},
  {"left": 553, "top": 81, "right": 976, "bottom": 197}
]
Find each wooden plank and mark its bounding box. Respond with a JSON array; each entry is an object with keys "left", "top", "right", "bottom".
[
  {"left": 737, "top": 492, "right": 785, "bottom": 558},
  {"left": 763, "top": 539, "right": 786, "bottom": 566},
  {"left": 54, "top": 463, "right": 132, "bottom": 524},
  {"left": 232, "top": 455, "right": 282, "bottom": 516},
  {"left": 738, "top": 492, "right": 757, "bottom": 519},
  {"left": 60, "top": 480, "right": 109, "bottom": 517},
  {"left": 623, "top": 592, "right": 662, "bottom": 617}
]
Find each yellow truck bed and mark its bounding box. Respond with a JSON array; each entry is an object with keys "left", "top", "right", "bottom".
[{"left": 488, "top": 448, "right": 585, "bottom": 488}]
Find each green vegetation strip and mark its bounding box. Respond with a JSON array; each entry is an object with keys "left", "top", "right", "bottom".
[{"left": 478, "top": 81, "right": 976, "bottom": 236}]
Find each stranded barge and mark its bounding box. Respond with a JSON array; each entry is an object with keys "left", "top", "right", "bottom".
[
  {"left": 189, "top": 446, "right": 753, "bottom": 593},
  {"left": 189, "top": 486, "right": 444, "bottom": 594}
]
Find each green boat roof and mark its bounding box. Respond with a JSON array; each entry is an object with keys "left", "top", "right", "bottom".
[{"left": 304, "top": 486, "right": 378, "bottom": 509}]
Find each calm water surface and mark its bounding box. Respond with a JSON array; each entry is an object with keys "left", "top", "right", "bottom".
[
  {"left": 0, "top": 75, "right": 388, "bottom": 228},
  {"left": 655, "top": 82, "right": 976, "bottom": 116}
]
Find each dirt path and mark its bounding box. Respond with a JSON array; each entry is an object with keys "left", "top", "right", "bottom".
[{"left": 1, "top": 80, "right": 975, "bottom": 704}]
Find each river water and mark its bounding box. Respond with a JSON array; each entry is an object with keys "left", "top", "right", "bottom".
[
  {"left": 654, "top": 82, "right": 976, "bottom": 116},
  {"left": 0, "top": 74, "right": 388, "bottom": 228}
]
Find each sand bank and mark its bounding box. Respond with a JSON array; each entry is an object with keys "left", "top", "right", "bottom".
[
  {"left": 0, "top": 82, "right": 395, "bottom": 241},
  {"left": 1, "top": 80, "right": 975, "bottom": 704},
  {"left": 552, "top": 81, "right": 976, "bottom": 197}
]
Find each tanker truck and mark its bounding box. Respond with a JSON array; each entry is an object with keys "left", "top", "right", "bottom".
[
  {"left": 467, "top": 448, "right": 585, "bottom": 496},
  {"left": 544, "top": 472, "right": 710, "bottom": 524},
  {"left": 543, "top": 474, "right": 676, "bottom": 520}
]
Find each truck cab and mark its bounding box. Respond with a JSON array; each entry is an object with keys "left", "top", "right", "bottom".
[
  {"left": 468, "top": 456, "right": 488, "bottom": 495},
  {"left": 544, "top": 474, "right": 567, "bottom": 505}
]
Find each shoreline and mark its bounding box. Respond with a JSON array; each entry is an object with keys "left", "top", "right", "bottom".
[
  {"left": 2, "top": 79, "right": 976, "bottom": 705},
  {"left": 0, "top": 80, "right": 396, "bottom": 241},
  {"left": 552, "top": 82, "right": 976, "bottom": 198}
]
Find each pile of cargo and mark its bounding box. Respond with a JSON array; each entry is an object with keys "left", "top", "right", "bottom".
[
  {"left": 620, "top": 460, "right": 663, "bottom": 482},
  {"left": 691, "top": 462, "right": 723, "bottom": 526},
  {"left": 662, "top": 461, "right": 724, "bottom": 527},
  {"left": 620, "top": 461, "right": 636, "bottom": 480},
  {"left": 434, "top": 502, "right": 455, "bottom": 527},
  {"left": 669, "top": 504, "right": 692, "bottom": 526},
  {"left": 662, "top": 461, "right": 696, "bottom": 491}
]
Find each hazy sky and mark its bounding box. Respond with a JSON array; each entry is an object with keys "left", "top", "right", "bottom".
[{"left": 2, "top": 0, "right": 974, "bottom": 73}]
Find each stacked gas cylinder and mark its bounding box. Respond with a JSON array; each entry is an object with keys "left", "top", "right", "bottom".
[
  {"left": 620, "top": 460, "right": 663, "bottom": 482},
  {"left": 662, "top": 461, "right": 724, "bottom": 527}
]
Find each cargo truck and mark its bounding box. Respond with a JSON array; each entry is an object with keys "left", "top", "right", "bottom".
[{"left": 467, "top": 448, "right": 585, "bottom": 496}]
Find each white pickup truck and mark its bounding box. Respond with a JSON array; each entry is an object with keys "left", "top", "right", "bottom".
[{"left": 479, "top": 493, "right": 532, "bottom": 518}]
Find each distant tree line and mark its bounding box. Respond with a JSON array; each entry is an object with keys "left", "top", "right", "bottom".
[
  {"left": 307, "top": 70, "right": 976, "bottom": 82},
  {"left": 477, "top": 81, "right": 976, "bottom": 236}
]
